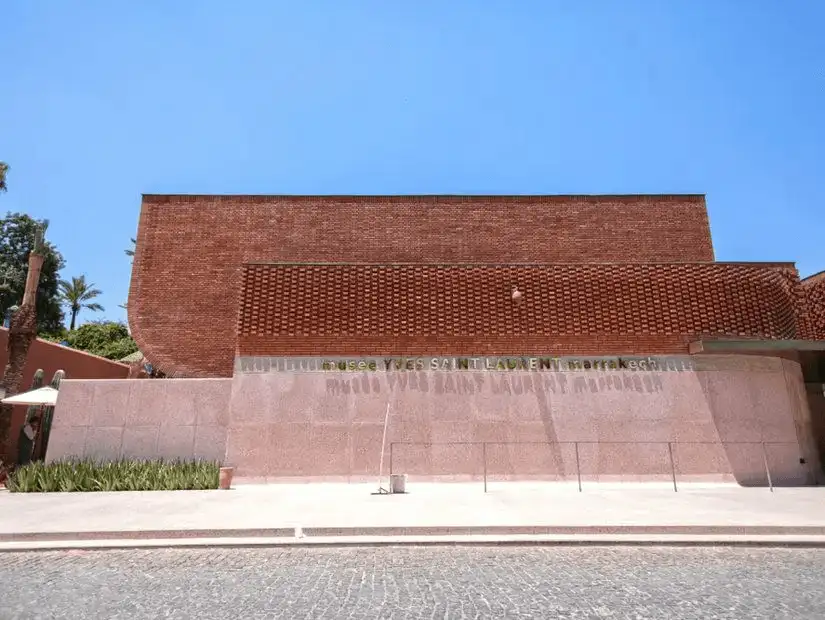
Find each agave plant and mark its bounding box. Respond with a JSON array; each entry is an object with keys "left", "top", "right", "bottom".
[{"left": 7, "top": 458, "right": 221, "bottom": 492}]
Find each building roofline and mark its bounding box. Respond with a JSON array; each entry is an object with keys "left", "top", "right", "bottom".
[
  {"left": 142, "top": 193, "right": 707, "bottom": 203},
  {"left": 242, "top": 260, "right": 796, "bottom": 268},
  {"left": 802, "top": 268, "right": 825, "bottom": 284},
  {"left": 689, "top": 339, "right": 825, "bottom": 354}
]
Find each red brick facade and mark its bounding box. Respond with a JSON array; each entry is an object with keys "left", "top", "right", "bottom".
[
  {"left": 128, "top": 194, "right": 820, "bottom": 377},
  {"left": 238, "top": 262, "right": 803, "bottom": 357},
  {"left": 801, "top": 270, "right": 825, "bottom": 341}
]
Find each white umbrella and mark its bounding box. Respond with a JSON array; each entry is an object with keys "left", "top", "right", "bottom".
[{"left": 1, "top": 386, "right": 59, "bottom": 406}]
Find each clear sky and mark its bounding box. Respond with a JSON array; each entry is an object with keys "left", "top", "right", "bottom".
[{"left": 1, "top": 1, "right": 823, "bottom": 327}]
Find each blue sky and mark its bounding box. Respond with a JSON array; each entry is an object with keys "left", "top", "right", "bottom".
[{"left": 1, "top": 1, "right": 823, "bottom": 327}]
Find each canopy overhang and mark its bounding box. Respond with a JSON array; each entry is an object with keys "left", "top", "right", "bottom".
[
  {"left": 689, "top": 339, "right": 825, "bottom": 383},
  {"left": 0, "top": 386, "right": 59, "bottom": 406}
]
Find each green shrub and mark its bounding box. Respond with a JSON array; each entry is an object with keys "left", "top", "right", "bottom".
[{"left": 6, "top": 458, "right": 220, "bottom": 492}]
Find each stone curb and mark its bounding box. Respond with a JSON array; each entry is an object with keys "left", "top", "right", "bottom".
[
  {"left": 4, "top": 534, "right": 825, "bottom": 552},
  {"left": 4, "top": 524, "right": 825, "bottom": 543}
]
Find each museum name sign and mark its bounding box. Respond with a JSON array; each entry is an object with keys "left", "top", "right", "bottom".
[{"left": 236, "top": 356, "right": 695, "bottom": 373}]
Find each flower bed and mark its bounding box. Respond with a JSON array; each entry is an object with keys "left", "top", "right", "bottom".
[{"left": 6, "top": 459, "right": 220, "bottom": 492}]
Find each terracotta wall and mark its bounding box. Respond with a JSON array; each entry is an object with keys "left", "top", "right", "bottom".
[
  {"left": 45, "top": 378, "right": 231, "bottom": 464},
  {"left": 0, "top": 329, "right": 129, "bottom": 461},
  {"left": 801, "top": 270, "right": 825, "bottom": 340},
  {"left": 129, "top": 194, "right": 713, "bottom": 377},
  {"left": 238, "top": 262, "right": 803, "bottom": 357},
  {"left": 220, "top": 354, "right": 816, "bottom": 484}
]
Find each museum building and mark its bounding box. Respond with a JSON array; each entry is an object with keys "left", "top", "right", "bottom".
[{"left": 47, "top": 195, "right": 825, "bottom": 484}]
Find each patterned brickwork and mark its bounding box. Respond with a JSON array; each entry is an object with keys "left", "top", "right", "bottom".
[
  {"left": 129, "top": 194, "right": 714, "bottom": 377},
  {"left": 237, "top": 262, "right": 803, "bottom": 357},
  {"left": 801, "top": 271, "right": 825, "bottom": 340}
]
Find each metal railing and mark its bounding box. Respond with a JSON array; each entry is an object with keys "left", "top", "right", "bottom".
[{"left": 388, "top": 441, "right": 804, "bottom": 493}]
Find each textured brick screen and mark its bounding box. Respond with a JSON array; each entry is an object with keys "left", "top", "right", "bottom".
[
  {"left": 237, "top": 262, "right": 803, "bottom": 358},
  {"left": 801, "top": 271, "right": 825, "bottom": 340},
  {"left": 130, "top": 194, "right": 714, "bottom": 376}
]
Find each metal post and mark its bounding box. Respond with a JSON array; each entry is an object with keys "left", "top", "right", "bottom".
[
  {"left": 762, "top": 442, "right": 774, "bottom": 492},
  {"left": 574, "top": 442, "right": 582, "bottom": 492},
  {"left": 376, "top": 402, "right": 391, "bottom": 492},
  {"left": 483, "top": 442, "right": 488, "bottom": 493},
  {"left": 389, "top": 442, "right": 394, "bottom": 476},
  {"left": 667, "top": 442, "right": 677, "bottom": 492}
]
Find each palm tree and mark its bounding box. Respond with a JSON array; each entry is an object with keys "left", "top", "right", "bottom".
[
  {"left": 58, "top": 275, "right": 104, "bottom": 330},
  {"left": 0, "top": 222, "right": 47, "bottom": 458},
  {"left": 0, "top": 162, "right": 8, "bottom": 193}
]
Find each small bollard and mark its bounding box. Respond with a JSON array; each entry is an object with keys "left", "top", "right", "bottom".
[
  {"left": 390, "top": 473, "right": 407, "bottom": 494},
  {"left": 219, "top": 466, "right": 234, "bottom": 490}
]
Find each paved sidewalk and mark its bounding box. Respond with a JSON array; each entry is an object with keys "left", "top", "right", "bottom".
[{"left": 2, "top": 482, "right": 825, "bottom": 548}]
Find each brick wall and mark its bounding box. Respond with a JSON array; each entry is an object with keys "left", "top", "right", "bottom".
[
  {"left": 130, "top": 194, "right": 714, "bottom": 377},
  {"left": 801, "top": 270, "right": 825, "bottom": 340},
  {"left": 238, "top": 262, "right": 803, "bottom": 357}
]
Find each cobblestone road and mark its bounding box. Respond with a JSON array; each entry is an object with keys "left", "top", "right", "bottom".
[{"left": 1, "top": 546, "right": 824, "bottom": 619}]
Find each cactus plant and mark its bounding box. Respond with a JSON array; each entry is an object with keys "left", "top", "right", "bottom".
[
  {"left": 33, "top": 370, "right": 65, "bottom": 462},
  {"left": 16, "top": 369, "right": 44, "bottom": 466}
]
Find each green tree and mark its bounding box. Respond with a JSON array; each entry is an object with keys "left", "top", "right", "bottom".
[
  {"left": 0, "top": 162, "right": 8, "bottom": 193},
  {"left": 0, "top": 213, "right": 65, "bottom": 335},
  {"left": 64, "top": 320, "right": 138, "bottom": 360},
  {"left": 37, "top": 328, "right": 67, "bottom": 343},
  {"left": 58, "top": 275, "right": 104, "bottom": 330}
]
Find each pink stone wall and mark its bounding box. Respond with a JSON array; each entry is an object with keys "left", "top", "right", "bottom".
[
  {"left": 45, "top": 356, "right": 821, "bottom": 487},
  {"left": 46, "top": 379, "right": 231, "bottom": 463},
  {"left": 808, "top": 382, "right": 825, "bottom": 464},
  {"left": 226, "top": 355, "right": 819, "bottom": 485}
]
